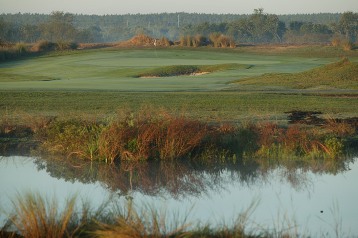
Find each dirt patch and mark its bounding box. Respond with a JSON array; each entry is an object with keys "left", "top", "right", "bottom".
[
  {"left": 190, "top": 72, "right": 209, "bottom": 76},
  {"left": 140, "top": 71, "right": 210, "bottom": 78},
  {"left": 286, "top": 110, "right": 358, "bottom": 128},
  {"left": 286, "top": 110, "right": 325, "bottom": 125}
]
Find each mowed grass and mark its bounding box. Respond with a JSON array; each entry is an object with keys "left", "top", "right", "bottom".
[
  {"left": 1, "top": 91, "right": 357, "bottom": 123},
  {"left": 0, "top": 47, "right": 341, "bottom": 91},
  {"left": 233, "top": 58, "right": 358, "bottom": 90}
]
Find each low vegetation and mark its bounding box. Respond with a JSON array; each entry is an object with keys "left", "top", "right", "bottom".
[
  {"left": 137, "top": 63, "right": 249, "bottom": 77},
  {"left": 1, "top": 108, "right": 357, "bottom": 163},
  {"left": 0, "top": 40, "right": 79, "bottom": 62}
]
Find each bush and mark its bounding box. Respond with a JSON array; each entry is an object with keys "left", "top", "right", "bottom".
[
  {"left": 129, "top": 34, "right": 154, "bottom": 46},
  {"left": 14, "top": 42, "right": 28, "bottom": 54},
  {"left": 158, "top": 37, "right": 171, "bottom": 46},
  {"left": 192, "top": 34, "right": 207, "bottom": 47},
  {"left": 56, "top": 41, "right": 78, "bottom": 51},
  {"left": 342, "top": 40, "right": 354, "bottom": 51},
  {"left": 0, "top": 44, "right": 29, "bottom": 61},
  {"left": 31, "top": 40, "right": 56, "bottom": 52},
  {"left": 209, "top": 32, "right": 221, "bottom": 47},
  {"left": 331, "top": 37, "right": 341, "bottom": 47}
]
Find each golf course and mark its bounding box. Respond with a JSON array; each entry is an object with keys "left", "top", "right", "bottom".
[{"left": 1, "top": 46, "right": 357, "bottom": 122}]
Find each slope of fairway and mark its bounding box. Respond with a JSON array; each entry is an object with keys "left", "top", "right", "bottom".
[
  {"left": 233, "top": 58, "right": 358, "bottom": 90},
  {"left": 0, "top": 48, "right": 336, "bottom": 91}
]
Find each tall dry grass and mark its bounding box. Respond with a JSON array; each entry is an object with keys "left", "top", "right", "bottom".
[
  {"left": 94, "top": 202, "right": 189, "bottom": 238},
  {"left": 8, "top": 193, "right": 78, "bottom": 238}
]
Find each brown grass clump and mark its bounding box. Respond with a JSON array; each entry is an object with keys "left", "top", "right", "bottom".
[
  {"left": 155, "top": 115, "right": 207, "bottom": 160},
  {"left": 129, "top": 34, "right": 155, "bottom": 46},
  {"left": 324, "top": 117, "right": 356, "bottom": 137},
  {"left": 31, "top": 40, "right": 56, "bottom": 52},
  {"left": 94, "top": 203, "right": 188, "bottom": 238},
  {"left": 98, "top": 112, "right": 208, "bottom": 161},
  {"left": 342, "top": 41, "right": 354, "bottom": 51},
  {"left": 331, "top": 38, "right": 341, "bottom": 47},
  {"left": 252, "top": 122, "right": 348, "bottom": 159},
  {"left": 39, "top": 110, "right": 208, "bottom": 162},
  {"left": 8, "top": 193, "right": 78, "bottom": 238}
]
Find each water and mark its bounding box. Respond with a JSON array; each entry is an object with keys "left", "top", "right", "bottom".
[{"left": 1, "top": 156, "right": 358, "bottom": 236}]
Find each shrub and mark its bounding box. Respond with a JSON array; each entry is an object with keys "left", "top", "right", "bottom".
[
  {"left": 56, "top": 41, "right": 78, "bottom": 51},
  {"left": 331, "top": 37, "right": 341, "bottom": 47},
  {"left": 129, "top": 34, "right": 154, "bottom": 46},
  {"left": 14, "top": 42, "right": 28, "bottom": 54},
  {"left": 192, "top": 34, "right": 207, "bottom": 47},
  {"left": 324, "top": 137, "right": 344, "bottom": 158},
  {"left": 219, "top": 35, "right": 230, "bottom": 48},
  {"left": 31, "top": 40, "right": 56, "bottom": 52},
  {"left": 209, "top": 32, "right": 221, "bottom": 47},
  {"left": 185, "top": 35, "right": 192, "bottom": 47},
  {"left": 342, "top": 40, "right": 354, "bottom": 51},
  {"left": 40, "top": 119, "right": 102, "bottom": 160},
  {"left": 158, "top": 36, "right": 171, "bottom": 46}
]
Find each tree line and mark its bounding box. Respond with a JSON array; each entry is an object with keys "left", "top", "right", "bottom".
[{"left": 0, "top": 10, "right": 357, "bottom": 45}]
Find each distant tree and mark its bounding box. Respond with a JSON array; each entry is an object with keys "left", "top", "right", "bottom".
[
  {"left": 289, "top": 21, "right": 304, "bottom": 32},
  {"left": 336, "top": 11, "right": 358, "bottom": 42},
  {"left": 40, "top": 11, "right": 76, "bottom": 42},
  {"left": 20, "top": 24, "right": 41, "bottom": 43}
]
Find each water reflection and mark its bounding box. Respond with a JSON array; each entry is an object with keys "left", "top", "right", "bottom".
[
  {"left": 32, "top": 155, "right": 354, "bottom": 199},
  {"left": 1, "top": 155, "right": 358, "bottom": 236}
]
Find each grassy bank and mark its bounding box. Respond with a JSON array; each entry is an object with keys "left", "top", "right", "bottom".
[{"left": 233, "top": 58, "right": 358, "bottom": 90}]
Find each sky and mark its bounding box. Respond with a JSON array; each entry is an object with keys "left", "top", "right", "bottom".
[{"left": 0, "top": 0, "right": 357, "bottom": 15}]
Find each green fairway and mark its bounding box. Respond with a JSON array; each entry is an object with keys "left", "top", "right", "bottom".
[{"left": 0, "top": 47, "right": 343, "bottom": 91}]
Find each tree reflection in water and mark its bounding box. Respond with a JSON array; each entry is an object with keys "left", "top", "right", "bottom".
[{"left": 33, "top": 154, "right": 355, "bottom": 199}]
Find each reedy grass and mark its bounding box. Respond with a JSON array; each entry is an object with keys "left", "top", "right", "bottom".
[
  {"left": 1, "top": 107, "right": 356, "bottom": 162},
  {"left": 2, "top": 193, "right": 263, "bottom": 238},
  {"left": 7, "top": 193, "right": 78, "bottom": 238},
  {"left": 40, "top": 109, "right": 208, "bottom": 162},
  {"left": 2, "top": 192, "right": 354, "bottom": 238}
]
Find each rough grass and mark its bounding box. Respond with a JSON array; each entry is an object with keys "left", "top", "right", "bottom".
[{"left": 233, "top": 58, "right": 358, "bottom": 90}]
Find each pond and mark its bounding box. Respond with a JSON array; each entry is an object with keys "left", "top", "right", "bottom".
[{"left": 0, "top": 155, "right": 357, "bottom": 237}]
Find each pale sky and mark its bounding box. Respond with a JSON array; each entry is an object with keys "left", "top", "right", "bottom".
[{"left": 0, "top": 0, "right": 357, "bottom": 15}]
